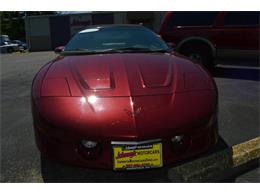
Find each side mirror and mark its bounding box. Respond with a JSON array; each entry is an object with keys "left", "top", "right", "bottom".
[
  {"left": 166, "top": 42, "right": 176, "bottom": 52},
  {"left": 167, "top": 42, "right": 176, "bottom": 49},
  {"left": 54, "top": 46, "right": 65, "bottom": 54}
]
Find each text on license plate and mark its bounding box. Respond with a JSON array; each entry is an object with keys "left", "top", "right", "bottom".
[{"left": 113, "top": 142, "right": 162, "bottom": 170}]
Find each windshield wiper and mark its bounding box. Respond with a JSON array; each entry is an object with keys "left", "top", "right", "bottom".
[
  {"left": 151, "top": 49, "right": 169, "bottom": 53},
  {"left": 94, "top": 47, "right": 149, "bottom": 53},
  {"left": 62, "top": 47, "right": 169, "bottom": 55},
  {"left": 63, "top": 48, "right": 91, "bottom": 52},
  {"left": 98, "top": 47, "right": 168, "bottom": 53},
  {"left": 117, "top": 47, "right": 151, "bottom": 51},
  {"left": 62, "top": 48, "right": 99, "bottom": 55}
]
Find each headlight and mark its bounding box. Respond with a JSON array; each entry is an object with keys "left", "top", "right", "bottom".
[
  {"left": 171, "top": 135, "right": 190, "bottom": 154},
  {"left": 171, "top": 135, "right": 184, "bottom": 144},
  {"left": 79, "top": 140, "right": 101, "bottom": 160},
  {"left": 81, "top": 140, "right": 98, "bottom": 149}
]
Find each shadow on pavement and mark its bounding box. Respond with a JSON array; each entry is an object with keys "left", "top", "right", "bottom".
[
  {"left": 40, "top": 137, "right": 230, "bottom": 183},
  {"left": 212, "top": 60, "right": 259, "bottom": 81}
]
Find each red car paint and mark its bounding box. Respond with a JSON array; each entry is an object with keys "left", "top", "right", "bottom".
[{"left": 32, "top": 28, "right": 218, "bottom": 170}]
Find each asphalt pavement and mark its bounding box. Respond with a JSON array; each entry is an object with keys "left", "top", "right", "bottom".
[{"left": 0, "top": 52, "right": 259, "bottom": 182}]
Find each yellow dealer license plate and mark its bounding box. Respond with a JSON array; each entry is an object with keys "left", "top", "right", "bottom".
[{"left": 113, "top": 142, "right": 162, "bottom": 170}]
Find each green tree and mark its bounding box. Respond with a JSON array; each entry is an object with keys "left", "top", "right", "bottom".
[{"left": 0, "top": 11, "right": 56, "bottom": 41}]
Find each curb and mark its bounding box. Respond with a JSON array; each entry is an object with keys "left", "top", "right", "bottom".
[{"left": 168, "top": 136, "right": 260, "bottom": 182}]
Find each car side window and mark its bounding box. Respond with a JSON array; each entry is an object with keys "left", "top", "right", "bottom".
[
  {"left": 167, "top": 11, "right": 218, "bottom": 28},
  {"left": 224, "top": 12, "right": 259, "bottom": 26}
]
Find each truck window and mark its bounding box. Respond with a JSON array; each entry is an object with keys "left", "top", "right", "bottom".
[
  {"left": 167, "top": 11, "right": 218, "bottom": 28},
  {"left": 224, "top": 12, "right": 259, "bottom": 26}
]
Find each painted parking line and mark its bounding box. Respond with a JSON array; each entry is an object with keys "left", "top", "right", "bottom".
[{"left": 168, "top": 136, "right": 260, "bottom": 182}]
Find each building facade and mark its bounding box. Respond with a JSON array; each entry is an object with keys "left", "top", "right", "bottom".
[{"left": 25, "top": 11, "right": 166, "bottom": 51}]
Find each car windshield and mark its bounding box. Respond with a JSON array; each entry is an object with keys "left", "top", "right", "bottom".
[{"left": 63, "top": 26, "right": 169, "bottom": 54}]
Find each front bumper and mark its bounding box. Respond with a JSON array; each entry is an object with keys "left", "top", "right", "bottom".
[{"left": 34, "top": 120, "right": 218, "bottom": 169}]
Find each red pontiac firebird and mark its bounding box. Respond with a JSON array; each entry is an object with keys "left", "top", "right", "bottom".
[{"left": 31, "top": 25, "right": 218, "bottom": 170}]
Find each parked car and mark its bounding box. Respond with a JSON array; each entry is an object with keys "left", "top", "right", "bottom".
[
  {"left": 159, "top": 11, "right": 259, "bottom": 69},
  {"left": 32, "top": 25, "right": 218, "bottom": 170},
  {"left": 11, "top": 40, "right": 28, "bottom": 50},
  {"left": 0, "top": 35, "right": 19, "bottom": 53}
]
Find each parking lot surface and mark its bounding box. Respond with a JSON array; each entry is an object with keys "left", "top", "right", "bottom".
[{"left": 0, "top": 52, "right": 259, "bottom": 182}]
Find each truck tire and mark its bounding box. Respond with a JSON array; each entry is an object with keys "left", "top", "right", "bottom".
[{"left": 178, "top": 42, "right": 215, "bottom": 70}]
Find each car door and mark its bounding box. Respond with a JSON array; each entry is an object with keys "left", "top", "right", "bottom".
[
  {"left": 160, "top": 12, "right": 219, "bottom": 45},
  {"left": 215, "top": 11, "right": 259, "bottom": 59}
]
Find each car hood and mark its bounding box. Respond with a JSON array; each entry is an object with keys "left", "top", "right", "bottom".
[{"left": 41, "top": 53, "right": 214, "bottom": 97}]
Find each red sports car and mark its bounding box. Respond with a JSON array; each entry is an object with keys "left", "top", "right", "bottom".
[{"left": 31, "top": 25, "right": 218, "bottom": 170}]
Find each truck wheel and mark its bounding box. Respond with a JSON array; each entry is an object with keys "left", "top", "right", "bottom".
[
  {"left": 7, "top": 47, "right": 13, "bottom": 53},
  {"left": 179, "top": 43, "right": 215, "bottom": 70}
]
